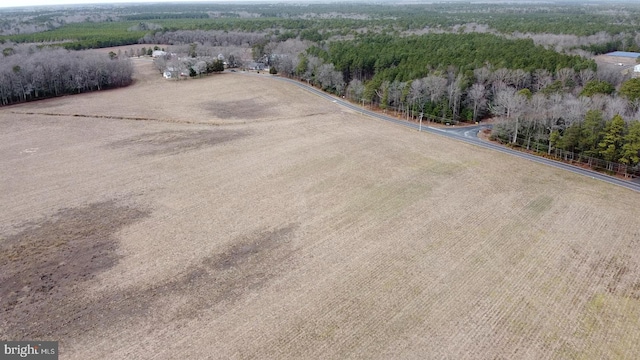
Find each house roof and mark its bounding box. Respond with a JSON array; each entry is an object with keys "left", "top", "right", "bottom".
[{"left": 606, "top": 51, "right": 640, "bottom": 58}]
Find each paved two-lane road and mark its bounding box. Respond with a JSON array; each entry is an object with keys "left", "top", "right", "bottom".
[{"left": 249, "top": 73, "right": 640, "bottom": 193}]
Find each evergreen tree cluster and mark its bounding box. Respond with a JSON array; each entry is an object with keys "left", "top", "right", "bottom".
[
  {"left": 551, "top": 111, "right": 640, "bottom": 170},
  {"left": 320, "top": 33, "right": 596, "bottom": 84}
]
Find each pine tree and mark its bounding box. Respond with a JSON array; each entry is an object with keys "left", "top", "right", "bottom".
[
  {"left": 620, "top": 121, "right": 640, "bottom": 168},
  {"left": 620, "top": 78, "right": 640, "bottom": 103},
  {"left": 580, "top": 110, "right": 605, "bottom": 160},
  {"left": 598, "top": 114, "right": 627, "bottom": 171}
]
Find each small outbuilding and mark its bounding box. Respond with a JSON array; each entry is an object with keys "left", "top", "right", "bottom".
[{"left": 606, "top": 51, "right": 640, "bottom": 59}]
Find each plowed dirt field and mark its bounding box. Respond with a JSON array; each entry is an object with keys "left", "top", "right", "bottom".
[{"left": 2, "top": 59, "right": 639, "bottom": 359}]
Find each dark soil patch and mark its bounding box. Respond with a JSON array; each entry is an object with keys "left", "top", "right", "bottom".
[
  {"left": 159, "top": 224, "right": 299, "bottom": 320},
  {"left": 108, "top": 129, "right": 249, "bottom": 156},
  {"left": 203, "top": 99, "right": 277, "bottom": 120},
  {"left": 0, "top": 200, "right": 150, "bottom": 340},
  {"left": 1, "top": 215, "right": 298, "bottom": 343},
  {"left": 588, "top": 254, "right": 639, "bottom": 299},
  {"left": 80, "top": 223, "right": 299, "bottom": 326}
]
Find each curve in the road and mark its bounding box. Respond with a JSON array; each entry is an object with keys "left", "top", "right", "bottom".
[{"left": 246, "top": 73, "right": 640, "bottom": 193}]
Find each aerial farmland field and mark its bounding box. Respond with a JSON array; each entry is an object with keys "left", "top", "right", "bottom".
[{"left": 1, "top": 59, "right": 639, "bottom": 359}]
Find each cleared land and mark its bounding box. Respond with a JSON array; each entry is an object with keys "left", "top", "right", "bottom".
[
  {"left": 594, "top": 54, "right": 638, "bottom": 77},
  {"left": 1, "top": 59, "right": 640, "bottom": 359}
]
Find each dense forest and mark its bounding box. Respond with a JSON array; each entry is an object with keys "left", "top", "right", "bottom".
[
  {"left": 3, "top": 2, "right": 640, "bottom": 50},
  {"left": 1, "top": 1, "right": 639, "bottom": 175},
  {"left": 315, "top": 33, "right": 596, "bottom": 82}
]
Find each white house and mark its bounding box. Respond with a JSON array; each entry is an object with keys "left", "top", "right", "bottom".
[
  {"left": 634, "top": 64, "right": 640, "bottom": 78},
  {"left": 247, "top": 62, "right": 266, "bottom": 71},
  {"left": 163, "top": 67, "right": 178, "bottom": 79},
  {"left": 152, "top": 50, "right": 167, "bottom": 58}
]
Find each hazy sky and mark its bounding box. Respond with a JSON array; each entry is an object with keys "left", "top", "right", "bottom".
[
  {"left": 0, "top": 0, "right": 236, "bottom": 9},
  {"left": 0, "top": 0, "right": 603, "bottom": 9}
]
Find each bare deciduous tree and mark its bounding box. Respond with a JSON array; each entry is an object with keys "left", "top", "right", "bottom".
[
  {"left": 563, "top": 94, "right": 588, "bottom": 126},
  {"left": 597, "top": 64, "right": 626, "bottom": 88},
  {"left": 0, "top": 47, "right": 133, "bottom": 106},
  {"left": 268, "top": 39, "right": 309, "bottom": 77},
  {"left": 347, "top": 79, "right": 364, "bottom": 102},
  {"left": 144, "top": 30, "right": 268, "bottom": 48},
  {"left": 556, "top": 68, "right": 576, "bottom": 88},
  {"left": 605, "top": 96, "right": 629, "bottom": 120},
  {"left": 490, "top": 68, "right": 511, "bottom": 95},
  {"left": 492, "top": 87, "right": 527, "bottom": 143},
  {"left": 473, "top": 66, "right": 491, "bottom": 86},
  {"left": 304, "top": 56, "right": 322, "bottom": 83},
  {"left": 511, "top": 69, "right": 531, "bottom": 90},
  {"left": 533, "top": 69, "right": 553, "bottom": 92},
  {"left": 578, "top": 69, "right": 596, "bottom": 86},
  {"left": 331, "top": 69, "right": 345, "bottom": 95},
  {"left": 388, "top": 80, "right": 405, "bottom": 114},
  {"left": 316, "top": 63, "right": 336, "bottom": 90},
  {"left": 545, "top": 94, "right": 566, "bottom": 132},
  {"left": 424, "top": 74, "right": 447, "bottom": 104},
  {"left": 409, "top": 78, "right": 427, "bottom": 118},
  {"left": 468, "top": 83, "right": 487, "bottom": 122},
  {"left": 447, "top": 74, "right": 464, "bottom": 121}
]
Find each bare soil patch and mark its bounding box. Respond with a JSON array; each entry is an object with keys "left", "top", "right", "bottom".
[
  {"left": 0, "top": 201, "right": 149, "bottom": 339},
  {"left": 594, "top": 54, "right": 638, "bottom": 66},
  {"left": 201, "top": 98, "right": 279, "bottom": 120},
  {"left": 108, "top": 129, "right": 250, "bottom": 156},
  {"left": 594, "top": 54, "right": 637, "bottom": 75}
]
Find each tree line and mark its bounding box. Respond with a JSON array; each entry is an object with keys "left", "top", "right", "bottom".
[
  {"left": 266, "top": 39, "right": 640, "bottom": 172},
  {"left": 493, "top": 108, "right": 640, "bottom": 176},
  {"left": 554, "top": 112, "right": 639, "bottom": 171},
  {"left": 0, "top": 46, "right": 133, "bottom": 106},
  {"left": 140, "top": 29, "right": 269, "bottom": 48},
  {"left": 4, "top": 2, "right": 639, "bottom": 37},
  {"left": 5, "top": 2, "right": 640, "bottom": 54},
  {"left": 1, "top": 21, "right": 148, "bottom": 50},
  {"left": 123, "top": 13, "right": 210, "bottom": 21},
  {"left": 481, "top": 77, "right": 640, "bottom": 175}
]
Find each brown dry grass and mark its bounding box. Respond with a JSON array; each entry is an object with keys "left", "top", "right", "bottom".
[{"left": 1, "top": 59, "right": 640, "bottom": 359}]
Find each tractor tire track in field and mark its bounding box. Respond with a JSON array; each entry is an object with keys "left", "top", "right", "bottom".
[
  {"left": 9, "top": 110, "right": 174, "bottom": 123},
  {"left": 107, "top": 129, "right": 250, "bottom": 156}
]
